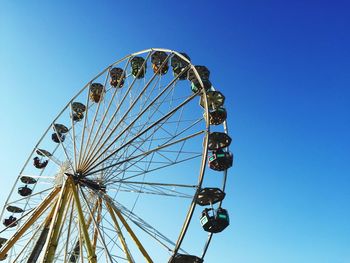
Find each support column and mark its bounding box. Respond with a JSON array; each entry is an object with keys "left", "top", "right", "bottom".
[
  {"left": 105, "top": 198, "right": 153, "bottom": 263},
  {"left": 69, "top": 177, "right": 97, "bottom": 263}
]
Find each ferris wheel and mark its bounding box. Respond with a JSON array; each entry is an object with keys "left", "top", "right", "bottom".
[{"left": 0, "top": 48, "right": 233, "bottom": 263}]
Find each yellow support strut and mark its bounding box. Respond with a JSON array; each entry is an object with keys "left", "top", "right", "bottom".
[
  {"left": 105, "top": 198, "right": 153, "bottom": 263},
  {"left": 92, "top": 198, "right": 102, "bottom": 253},
  {"left": 43, "top": 184, "right": 72, "bottom": 263},
  {"left": 69, "top": 177, "right": 97, "bottom": 263},
  {"left": 105, "top": 200, "right": 134, "bottom": 262}
]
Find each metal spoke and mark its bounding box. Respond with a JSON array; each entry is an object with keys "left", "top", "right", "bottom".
[
  {"left": 82, "top": 53, "right": 174, "bottom": 169},
  {"left": 52, "top": 124, "right": 74, "bottom": 172},
  {"left": 77, "top": 81, "right": 92, "bottom": 169},
  {"left": 80, "top": 59, "right": 132, "bottom": 168},
  {"left": 80, "top": 52, "right": 153, "bottom": 170},
  {"left": 83, "top": 90, "right": 198, "bottom": 175},
  {"left": 85, "top": 130, "right": 203, "bottom": 177},
  {"left": 69, "top": 103, "right": 78, "bottom": 171}
]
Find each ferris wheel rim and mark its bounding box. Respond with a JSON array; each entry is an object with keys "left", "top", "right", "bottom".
[{"left": 0, "top": 48, "right": 232, "bottom": 262}]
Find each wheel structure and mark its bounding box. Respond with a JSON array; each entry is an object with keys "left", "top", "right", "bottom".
[{"left": 0, "top": 48, "right": 233, "bottom": 263}]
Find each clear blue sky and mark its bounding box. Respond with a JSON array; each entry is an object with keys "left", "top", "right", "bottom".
[{"left": 0, "top": 0, "right": 349, "bottom": 262}]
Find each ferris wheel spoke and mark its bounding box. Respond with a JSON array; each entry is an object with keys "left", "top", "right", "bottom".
[
  {"left": 6, "top": 186, "right": 54, "bottom": 208},
  {"left": 84, "top": 90, "right": 198, "bottom": 175},
  {"left": 36, "top": 147, "right": 63, "bottom": 167},
  {"left": 69, "top": 103, "right": 79, "bottom": 171},
  {"left": 104, "top": 146, "right": 201, "bottom": 185},
  {"left": 108, "top": 185, "right": 193, "bottom": 199},
  {"left": 78, "top": 70, "right": 110, "bottom": 171},
  {"left": 101, "top": 117, "right": 202, "bottom": 181},
  {"left": 85, "top": 129, "right": 203, "bottom": 178},
  {"left": 111, "top": 115, "right": 204, "bottom": 178},
  {"left": 52, "top": 124, "right": 74, "bottom": 172},
  {"left": 83, "top": 52, "right": 152, "bottom": 166},
  {"left": 98, "top": 74, "right": 165, "bottom": 168},
  {"left": 80, "top": 52, "right": 153, "bottom": 171},
  {"left": 80, "top": 59, "right": 132, "bottom": 168},
  {"left": 98, "top": 112, "right": 203, "bottom": 178},
  {"left": 77, "top": 82, "right": 92, "bottom": 169},
  {"left": 100, "top": 82, "right": 181, "bottom": 180},
  {"left": 19, "top": 174, "right": 56, "bottom": 180},
  {"left": 87, "top": 66, "right": 186, "bottom": 173},
  {"left": 103, "top": 115, "right": 204, "bottom": 182},
  {"left": 108, "top": 181, "right": 197, "bottom": 189},
  {"left": 82, "top": 53, "right": 176, "bottom": 170},
  {"left": 107, "top": 153, "right": 202, "bottom": 185}
]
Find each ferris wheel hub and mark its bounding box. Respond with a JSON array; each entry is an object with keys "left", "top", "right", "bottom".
[{"left": 63, "top": 172, "right": 106, "bottom": 192}]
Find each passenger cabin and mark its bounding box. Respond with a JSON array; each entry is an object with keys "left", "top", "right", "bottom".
[
  {"left": 169, "top": 254, "right": 203, "bottom": 263},
  {"left": 200, "top": 91, "right": 225, "bottom": 110},
  {"left": 18, "top": 185, "right": 32, "bottom": 197},
  {"left": 208, "top": 149, "right": 233, "bottom": 171},
  {"left": 188, "top": 66, "right": 211, "bottom": 93},
  {"left": 20, "top": 176, "right": 37, "bottom": 184},
  {"left": 36, "top": 149, "right": 52, "bottom": 157},
  {"left": 208, "top": 132, "right": 232, "bottom": 151},
  {"left": 33, "top": 156, "right": 48, "bottom": 169},
  {"left": 200, "top": 207, "right": 229, "bottom": 233},
  {"left": 72, "top": 102, "right": 86, "bottom": 113},
  {"left": 54, "top": 124, "right": 68, "bottom": 133},
  {"left": 196, "top": 188, "right": 226, "bottom": 206},
  {"left": 3, "top": 216, "right": 17, "bottom": 228},
  {"left": 6, "top": 205, "right": 24, "bottom": 213},
  {"left": 69, "top": 241, "right": 80, "bottom": 262},
  {"left": 89, "top": 83, "right": 104, "bottom": 103},
  {"left": 110, "top": 67, "right": 125, "bottom": 88},
  {"left": 171, "top": 53, "right": 190, "bottom": 80},
  {"left": 131, "top": 56, "right": 146, "bottom": 78},
  {"left": 72, "top": 112, "right": 84, "bottom": 122},
  {"left": 72, "top": 102, "right": 86, "bottom": 122},
  {"left": 52, "top": 123, "right": 68, "bottom": 143},
  {"left": 207, "top": 107, "right": 227, "bottom": 125},
  {"left": 52, "top": 132, "right": 65, "bottom": 143},
  {"left": 151, "top": 51, "right": 168, "bottom": 75}
]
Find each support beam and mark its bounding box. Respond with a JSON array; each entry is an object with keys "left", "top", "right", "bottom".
[
  {"left": 42, "top": 182, "right": 71, "bottom": 262},
  {"left": 69, "top": 177, "right": 97, "bottom": 263},
  {"left": 105, "top": 201, "right": 134, "bottom": 262},
  {"left": 67, "top": 197, "right": 99, "bottom": 263},
  {"left": 92, "top": 198, "right": 102, "bottom": 254},
  {"left": 104, "top": 197, "right": 153, "bottom": 263}
]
